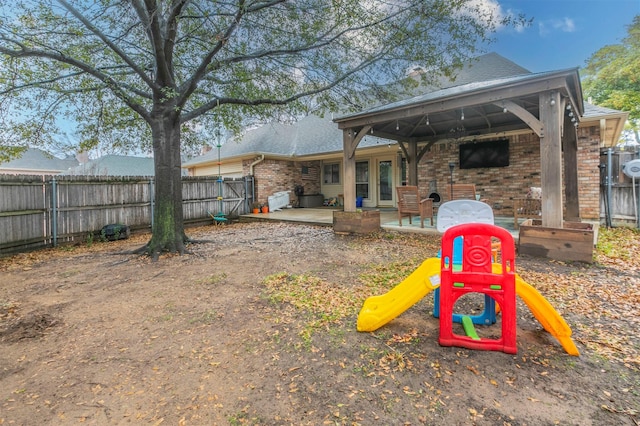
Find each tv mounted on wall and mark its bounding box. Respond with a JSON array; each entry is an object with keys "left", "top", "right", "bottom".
[{"left": 459, "top": 139, "right": 509, "bottom": 169}]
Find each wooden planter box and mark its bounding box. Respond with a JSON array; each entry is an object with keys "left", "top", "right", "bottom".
[
  {"left": 333, "top": 210, "right": 380, "bottom": 234},
  {"left": 518, "top": 219, "right": 597, "bottom": 263}
]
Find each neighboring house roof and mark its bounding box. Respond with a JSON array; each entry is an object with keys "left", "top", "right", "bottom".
[
  {"left": 0, "top": 148, "right": 78, "bottom": 175},
  {"left": 63, "top": 155, "right": 155, "bottom": 176}
]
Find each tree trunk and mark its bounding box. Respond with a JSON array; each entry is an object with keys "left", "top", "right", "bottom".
[{"left": 146, "top": 108, "right": 187, "bottom": 260}]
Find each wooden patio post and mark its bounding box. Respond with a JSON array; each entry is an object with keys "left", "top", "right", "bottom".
[
  {"left": 563, "top": 113, "right": 581, "bottom": 221},
  {"left": 343, "top": 129, "right": 356, "bottom": 212},
  {"left": 407, "top": 140, "right": 418, "bottom": 186},
  {"left": 562, "top": 116, "right": 580, "bottom": 222},
  {"left": 539, "top": 91, "right": 564, "bottom": 228}
]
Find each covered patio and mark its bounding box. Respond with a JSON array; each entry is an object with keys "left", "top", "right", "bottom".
[{"left": 334, "top": 69, "right": 585, "bottom": 229}]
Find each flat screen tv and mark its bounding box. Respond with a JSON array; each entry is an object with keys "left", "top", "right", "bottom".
[{"left": 459, "top": 139, "right": 509, "bottom": 169}]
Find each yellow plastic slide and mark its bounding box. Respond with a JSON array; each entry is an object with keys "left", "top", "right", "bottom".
[
  {"left": 357, "top": 257, "right": 441, "bottom": 332},
  {"left": 357, "top": 258, "right": 580, "bottom": 356},
  {"left": 514, "top": 276, "right": 580, "bottom": 356}
]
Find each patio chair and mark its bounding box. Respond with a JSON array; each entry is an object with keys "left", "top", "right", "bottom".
[
  {"left": 396, "top": 186, "right": 433, "bottom": 228},
  {"left": 446, "top": 183, "right": 479, "bottom": 201}
]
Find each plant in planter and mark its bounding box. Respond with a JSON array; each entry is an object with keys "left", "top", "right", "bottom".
[
  {"left": 261, "top": 204, "right": 269, "bottom": 213},
  {"left": 252, "top": 202, "right": 261, "bottom": 214}
]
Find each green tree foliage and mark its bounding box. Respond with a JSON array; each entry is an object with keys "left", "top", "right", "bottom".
[
  {"left": 0, "top": 0, "right": 524, "bottom": 258},
  {"left": 582, "top": 15, "right": 640, "bottom": 143}
]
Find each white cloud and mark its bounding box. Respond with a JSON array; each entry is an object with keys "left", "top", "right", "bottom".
[
  {"left": 556, "top": 17, "right": 576, "bottom": 32},
  {"left": 539, "top": 17, "right": 576, "bottom": 36}
]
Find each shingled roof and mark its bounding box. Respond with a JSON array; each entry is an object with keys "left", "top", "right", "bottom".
[
  {"left": 183, "top": 114, "right": 383, "bottom": 167},
  {"left": 62, "top": 155, "right": 156, "bottom": 176},
  {"left": 0, "top": 148, "right": 78, "bottom": 174}
]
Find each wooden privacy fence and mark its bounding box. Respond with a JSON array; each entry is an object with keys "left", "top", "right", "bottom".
[{"left": 0, "top": 175, "right": 255, "bottom": 254}]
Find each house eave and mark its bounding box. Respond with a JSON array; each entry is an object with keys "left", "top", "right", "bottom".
[{"left": 580, "top": 110, "right": 629, "bottom": 147}]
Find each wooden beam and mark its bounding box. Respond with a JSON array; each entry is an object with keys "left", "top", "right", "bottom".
[
  {"left": 407, "top": 142, "right": 418, "bottom": 186},
  {"left": 342, "top": 129, "right": 357, "bottom": 212},
  {"left": 497, "top": 101, "right": 544, "bottom": 137},
  {"left": 539, "top": 91, "right": 564, "bottom": 228},
  {"left": 563, "top": 114, "right": 580, "bottom": 221},
  {"left": 397, "top": 141, "right": 409, "bottom": 159},
  {"left": 345, "top": 125, "right": 371, "bottom": 159}
]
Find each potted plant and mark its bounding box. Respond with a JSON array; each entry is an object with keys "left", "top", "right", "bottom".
[
  {"left": 252, "top": 202, "right": 261, "bottom": 214},
  {"left": 261, "top": 204, "right": 269, "bottom": 213}
]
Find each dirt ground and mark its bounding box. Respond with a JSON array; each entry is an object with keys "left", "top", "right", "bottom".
[{"left": 1, "top": 221, "right": 639, "bottom": 425}]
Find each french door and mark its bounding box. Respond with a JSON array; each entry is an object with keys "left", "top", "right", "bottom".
[{"left": 377, "top": 158, "right": 394, "bottom": 207}]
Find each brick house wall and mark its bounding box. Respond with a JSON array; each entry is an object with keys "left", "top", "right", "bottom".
[
  {"left": 416, "top": 126, "right": 601, "bottom": 220},
  {"left": 243, "top": 159, "right": 322, "bottom": 206},
  {"left": 576, "top": 126, "right": 601, "bottom": 220}
]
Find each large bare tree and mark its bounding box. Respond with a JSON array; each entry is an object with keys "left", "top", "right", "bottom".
[{"left": 0, "top": 0, "right": 522, "bottom": 258}]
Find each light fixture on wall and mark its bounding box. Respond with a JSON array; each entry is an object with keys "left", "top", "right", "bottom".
[
  {"left": 425, "top": 114, "right": 429, "bottom": 125},
  {"left": 460, "top": 108, "right": 464, "bottom": 120},
  {"left": 396, "top": 120, "right": 399, "bottom": 131}
]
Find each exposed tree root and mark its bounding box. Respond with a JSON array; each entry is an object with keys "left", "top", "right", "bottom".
[{"left": 112, "top": 234, "right": 216, "bottom": 262}]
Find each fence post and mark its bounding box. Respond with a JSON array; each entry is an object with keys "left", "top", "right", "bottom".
[
  {"left": 244, "top": 175, "right": 254, "bottom": 211},
  {"left": 606, "top": 148, "right": 613, "bottom": 228},
  {"left": 150, "top": 178, "right": 155, "bottom": 229},
  {"left": 51, "top": 177, "right": 58, "bottom": 247}
]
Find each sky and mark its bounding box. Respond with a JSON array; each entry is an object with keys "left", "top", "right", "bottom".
[{"left": 484, "top": 0, "right": 639, "bottom": 72}]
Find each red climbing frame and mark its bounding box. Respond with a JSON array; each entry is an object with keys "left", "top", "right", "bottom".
[{"left": 438, "top": 223, "right": 518, "bottom": 354}]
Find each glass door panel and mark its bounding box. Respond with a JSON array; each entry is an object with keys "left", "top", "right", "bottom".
[{"left": 378, "top": 159, "right": 393, "bottom": 206}]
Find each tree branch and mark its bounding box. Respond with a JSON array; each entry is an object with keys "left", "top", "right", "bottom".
[
  {"left": 176, "top": 1, "right": 248, "bottom": 105},
  {"left": 58, "top": 0, "right": 154, "bottom": 88},
  {"left": 0, "top": 38, "right": 151, "bottom": 121},
  {"left": 181, "top": 52, "right": 383, "bottom": 122}
]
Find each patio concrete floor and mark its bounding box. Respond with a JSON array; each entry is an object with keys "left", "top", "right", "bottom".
[{"left": 240, "top": 207, "right": 520, "bottom": 238}]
